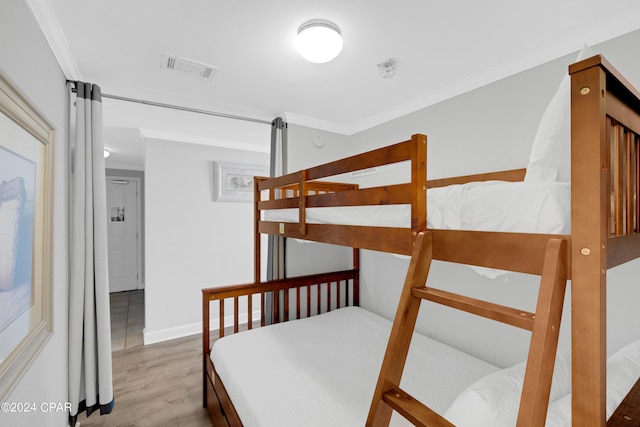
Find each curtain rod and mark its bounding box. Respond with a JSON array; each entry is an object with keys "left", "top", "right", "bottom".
[{"left": 66, "top": 80, "right": 274, "bottom": 126}]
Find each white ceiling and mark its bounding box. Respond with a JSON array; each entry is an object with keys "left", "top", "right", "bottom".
[{"left": 31, "top": 0, "right": 640, "bottom": 169}]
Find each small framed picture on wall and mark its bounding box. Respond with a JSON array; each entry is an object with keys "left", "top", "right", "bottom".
[{"left": 213, "top": 161, "right": 268, "bottom": 202}]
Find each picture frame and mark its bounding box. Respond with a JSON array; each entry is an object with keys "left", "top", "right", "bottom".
[
  {"left": 213, "top": 161, "right": 268, "bottom": 202},
  {"left": 0, "top": 69, "right": 54, "bottom": 400}
]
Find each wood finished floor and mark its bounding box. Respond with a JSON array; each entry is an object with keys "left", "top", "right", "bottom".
[
  {"left": 110, "top": 290, "right": 145, "bottom": 351},
  {"left": 78, "top": 292, "right": 212, "bottom": 426},
  {"left": 78, "top": 334, "right": 211, "bottom": 426}
]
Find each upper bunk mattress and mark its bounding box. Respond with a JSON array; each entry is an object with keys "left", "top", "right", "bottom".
[
  {"left": 211, "top": 306, "right": 499, "bottom": 427},
  {"left": 264, "top": 180, "right": 571, "bottom": 235}
]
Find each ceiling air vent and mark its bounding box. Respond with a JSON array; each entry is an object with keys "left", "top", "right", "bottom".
[{"left": 161, "top": 53, "right": 218, "bottom": 79}]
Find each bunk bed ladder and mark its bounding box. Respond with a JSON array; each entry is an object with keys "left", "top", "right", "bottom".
[{"left": 366, "top": 231, "right": 569, "bottom": 427}]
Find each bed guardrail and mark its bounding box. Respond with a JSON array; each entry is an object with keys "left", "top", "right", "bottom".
[
  {"left": 254, "top": 134, "right": 427, "bottom": 255},
  {"left": 201, "top": 268, "right": 360, "bottom": 417},
  {"left": 202, "top": 269, "right": 359, "bottom": 343}
]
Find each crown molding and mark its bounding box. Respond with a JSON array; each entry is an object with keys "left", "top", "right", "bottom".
[
  {"left": 139, "top": 128, "right": 270, "bottom": 153},
  {"left": 25, "top": 0, "right": 82, "bottom": 80},
  {"left": 283, "top": 112, "right": 352, "bottom": 135}
]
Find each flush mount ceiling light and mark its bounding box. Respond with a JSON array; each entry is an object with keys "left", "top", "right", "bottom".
[{"left": 296, "top": 19, "right": 343, "bottom": 63}]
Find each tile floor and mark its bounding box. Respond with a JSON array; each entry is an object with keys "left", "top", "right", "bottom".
[{"left": 110, "top": 290, "right": 145, "bottom": 351}]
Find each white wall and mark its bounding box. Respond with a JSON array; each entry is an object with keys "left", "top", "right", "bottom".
[
  {"left": 342, "top": 31, "right": 640, "bottom": 367},
  {"left": 144, "top": 137, "right": 269, "bottom": 343},
  {"left": 143, "top": 125, "right": 357, "bottom": 341},
  {"left": 0, "top": 1, "right": 69, "bottom": 426}
]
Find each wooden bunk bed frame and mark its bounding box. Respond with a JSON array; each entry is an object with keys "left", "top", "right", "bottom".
[{"left": 202, "top": 54, "right": 640, "bottom": 426}]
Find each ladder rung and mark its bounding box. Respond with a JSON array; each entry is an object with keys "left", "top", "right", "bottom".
[
  {"left": 412, "top": 287, "right": 535, "bottom": 331},
  {"left": 382, "top": 387, "right": 454, "bottom": 427}
]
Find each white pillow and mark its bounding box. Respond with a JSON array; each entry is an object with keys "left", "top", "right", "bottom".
[
  {"left": 606, "top": 338, "right": 640, "bottom": 416},
  {"left": 545, "top": 339, "right": 640, "bottom": 426},
  {"left": 524, "top": 45, "right": 594, "bottom": 182},
  {"left": 545, "top": 393, "right": 572, "bottom": 427},
  {"left": 446, "top": 340, "right": 640, "bottom": 427},
  {"left": 443, "top": 349, "right": 572, "bottom": 427}
]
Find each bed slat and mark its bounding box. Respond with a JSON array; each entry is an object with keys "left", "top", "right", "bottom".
[
  {"left": 219, "top": 300, "right": 224, "bottom": 338},
  {"left": 260, "top": 221, "right": 415, "bottom": 255},
  {"left": 431, "top": 229, "right": 572, "bottom": 278},
  {"left": 382, "top": 387, "right": 454, "bottom": 427},
  {"left": 284, "top": 288, "right": 289, "bottom": 322},
  {"left": 306, "top": 138, "right": 413, "bottom": 181},
  {"left": 625, "top": 131, "right": 636, "bottom": 234},
  {"left": 414, "top": 287, "right": 535, "bottom": 330},
  {"left": 231, "top": 297, "right": 237, "bottom": 333},
  {"left": 299, "top": 170, "right": 307, "bottom": 235},
  {"left": 426, "top": 168, "right": 526, "bottom": 189},
  {"left": 308, "top": 184, "right": 412, "bottom": 207}
]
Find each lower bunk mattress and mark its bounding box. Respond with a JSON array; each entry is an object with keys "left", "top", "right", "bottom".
[
  {"left": 211, "top": 306, "right": 499, "bottom": 426},
  {"left": 211, "top": 306, "right": 640, "bottom": 426}
]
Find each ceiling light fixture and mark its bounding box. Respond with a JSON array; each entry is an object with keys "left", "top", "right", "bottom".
[
  {"left": 104, "top": 149, "right": 110, "bottom": 158},
  {"left": 296, "top": 19, "right": 343, "bottom": 63}
]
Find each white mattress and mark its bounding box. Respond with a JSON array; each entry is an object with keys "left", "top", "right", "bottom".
[
  {"left": 264, "top": 180, "right": 571, "bottom": 235},
  {"left": 211, "top": 306, "right": 499, "bottom": 427}
]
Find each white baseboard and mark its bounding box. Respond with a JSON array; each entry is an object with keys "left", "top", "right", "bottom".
[
  {"left": 143, "top": 322, "right": 200, "bottom": 345},
  {"left": 143, "top": 310, "right": 262, "bottom": 345}
]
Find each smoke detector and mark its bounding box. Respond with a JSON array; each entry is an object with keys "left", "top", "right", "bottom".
[
  {"left": 161, "top": 53, "right": 218, "bottom": 79},
  {"left": 377, "top": 58, "right": 397, "bottom": 78}
]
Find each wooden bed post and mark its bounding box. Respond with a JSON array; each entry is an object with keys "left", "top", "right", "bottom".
[
  {"left": 202, "top": 289, "right": 210, "bottom": 409},
  {"left": 570, "top": 60, "right": 608, "bottom": 426},
  {"left": 254, "top": 177, "right": 262, "bottom": 284},
  {"left": 353, "top": 247, "right": 360, "bottom": 306},
  {"left": 410, "top": 134, "right": 427, "bottom": 242}
]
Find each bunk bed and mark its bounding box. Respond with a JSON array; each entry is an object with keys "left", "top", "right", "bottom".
[{"left": 202, "top": 54, "right": 640, "bottom": 426}]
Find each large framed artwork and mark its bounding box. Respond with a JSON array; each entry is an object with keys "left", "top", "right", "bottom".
[
  {"left": 0, "top": 69, "right": 54, "bottom": 400},
  {"left": 213, "top": 161, "right": 268, "bottom": 202}
]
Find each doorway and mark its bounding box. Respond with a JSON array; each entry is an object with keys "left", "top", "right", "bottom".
[{"left": 106, "top": 176, "right": 142, "bottom": 293}]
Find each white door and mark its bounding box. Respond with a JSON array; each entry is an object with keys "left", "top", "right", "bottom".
[{"left": 107, "top": 177, "right": 141, "bottom": 293}]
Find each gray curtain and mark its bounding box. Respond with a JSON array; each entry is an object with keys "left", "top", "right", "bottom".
[
  {"left": 266, "top": 118, "right": 287, "bottom": 323},
  {"left": 68, "top": 82, "right": 114, "bottom": 426}
]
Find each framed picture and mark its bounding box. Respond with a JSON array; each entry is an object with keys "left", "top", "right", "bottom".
[
  {"left": 213, "top": 161, "right": 268, "bottom": 202},
  {"left": 0, "top": 69, "right": 54, "bottom": 400}
]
